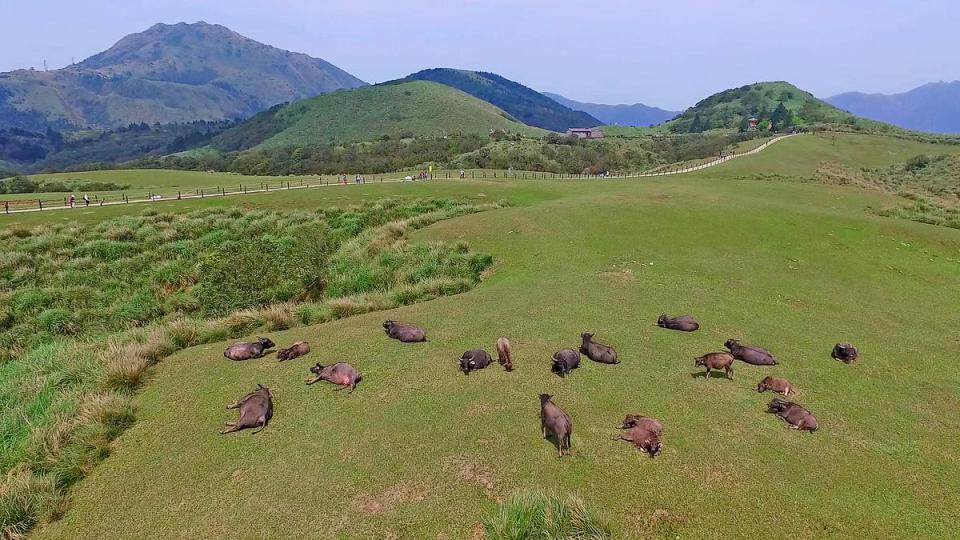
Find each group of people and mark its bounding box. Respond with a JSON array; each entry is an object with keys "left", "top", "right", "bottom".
[
  {"left": 338, "top": 174, "right": 365, "bottom": 185},
  {"left": 67, "top": 194, "right": 92, "bottom": 207}
]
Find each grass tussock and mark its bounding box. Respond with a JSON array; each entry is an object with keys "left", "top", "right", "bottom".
[{"left": 483, "top": 491, "right": 612, "bottom": 540}]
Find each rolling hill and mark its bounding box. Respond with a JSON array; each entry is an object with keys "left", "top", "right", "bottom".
[
  {"left": 209, "top": 80, "right": 545, "bottom": 151},
  {"left": 0, "top": 22, "right": 366, "bottom": 132},
  {"left": 827, "top": 81, "right": 960, "bottom": 134},
  {"left": 543, "top": 92, "right": 678, "bottom": 127},
  {"left": 403, "top": 68, "right": 600, "bottom": 132},
  {"left": 665, "top": 81, "right": 857, "bottom": 133}
]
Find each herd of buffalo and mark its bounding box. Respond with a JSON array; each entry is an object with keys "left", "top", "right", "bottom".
[{"left": 219, "top": 312, "right": 859, "bottom": 458}]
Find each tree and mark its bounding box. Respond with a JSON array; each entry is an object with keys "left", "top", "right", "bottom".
[
  {"left": 770, "top": 103, "right": 789, "bottom": 130},
  {"left": 689, "top": 114, "right": 704, "bottom": 133},
  {"left": 738, "top": 117, "right": 750, "bottom": 133}
]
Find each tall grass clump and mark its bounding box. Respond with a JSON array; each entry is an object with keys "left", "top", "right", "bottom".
[
  {"left": 483, "top": 491, "right": 612, "bottom": 540},
  {"left": 0, "top": 197, "right": 502, "bottom": 536}
]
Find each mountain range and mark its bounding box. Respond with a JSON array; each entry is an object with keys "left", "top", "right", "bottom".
[
  {"left": 826, "top": 81, "right": 960, "bottom": 134},
  {"left": 543, "top": 93, "right": 678, "bottom": 127},
  {"left": 0, "top": 21, "right": 366, "bottom": 132}
]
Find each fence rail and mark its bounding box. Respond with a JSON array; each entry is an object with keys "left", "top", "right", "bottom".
[{"left": 1, "top": 134, "right": 801, "bottom": 215}]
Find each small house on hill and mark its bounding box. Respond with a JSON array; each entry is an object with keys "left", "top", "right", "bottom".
[{"left": 566, "top": 127, "right": 604, "bottom": 139}]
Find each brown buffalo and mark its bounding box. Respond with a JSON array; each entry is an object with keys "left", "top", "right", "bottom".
[
  {"left": 724, "top": 339, "right": 777, "bottom": 366},
  {"left": 657, "top": 314, "right": 700, "bottom": 332},
  {"left": 223, "top": 337, "right": 276, "bottom": 361},
  {"left": 832, "top": 343, "right": 859, "bottom": 363},
  {"left": 580, "top": 332, "right": 619, "bottom": 364},
  {"left": 614, "top": 414, "right": 663, "bottom": 457},
  {"left": 539, "top": 394, "right": 572, "bottom": 457},
  {"left": 383, "top": 320, "right": 427, "bottom": 343},
  {"left": 305, "top": 362, "right": 362, "bottom": 392},
  {"left": 459, "top": 349, "right": 493, "bottom": 374},
  {"left": 221, "top": 384, "right": 273, "bottom": 435},
  {"left": 757, "top": 376, "right": 792, "bottom": 396},
  {"left": 276, "top": 341, "right": 310, "bottom": 361},
  {"left": 551, "top": 348, "right": 581, "bottom": 377},
  {"left": 766, "top": 398, "right": 818, "bottom": 432},
  {"left": 695, "top": 352, "right": 735, "bottom": 379},
  {"left": 496, "top": 337, "right": 513, "bottom": 371}
]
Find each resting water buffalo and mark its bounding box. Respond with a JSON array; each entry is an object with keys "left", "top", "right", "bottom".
[
  {"left": 276, "top": 341, "right": 310, "bottom": 361},
  {"left": 305, "top": 362, "right": 362, "bottom": 392},
  {"left": 766, "top": 398, "right": 817, "bottom": 432},
  {"left": 695, "top": 352, "right": 735, "bottom": 379},
  {"left": 383, "top": 320, "right": 427, "bottom": 343},
  {"left": 539, "top": 394, "right": 572, "bottom": 457},
  {"left": 224, "top": 337, "right": 276, "bottom": 361},
  {"left": 657, "top": 314, "right": 700, "bottom": 332},
  {"left": 832, "top": 343, "right": 859, "bottom": 363},
  {"left": 459, "top": 349, "right": 493, "bottom": 374},
  {"left": 615, "top": 414, "right": 663, "bottom": 457},
  {"left": 757, "top": 376, "right": 792, "bottom": 396},
  {"left": 551, "top": 349, "right": 581, "bottom": 377},
  {"left": 580, "top": 333, "right": 619, "bottom": 364},
  {"left": 496, "top": 337, "right": 513, "bottom": 371},
  {"left": 221, "top": 384, "right": 273, "bottom": 435},
  {"left": 724, "top": 339, "right": 777, "bottom": 366}
]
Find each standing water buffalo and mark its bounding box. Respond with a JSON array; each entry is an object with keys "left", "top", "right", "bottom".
[
  {"left": 724, "top": 339, "right": 777, "bottom": 366},
  {"left": 224, "top": 337, "right": 276, "bottom": 361},
  {"left": 459, "top": 349, "right": 493, "bottom": 374},
  {"left": 221, "top": 384, "right": 273, "bottom": 435},
  {"left": 757, "top": 376, "right": 792, "bottom": 396},
  {"left": 383, "top": 320, "right": 427, "bottom": 343},
  {"left": 276, "top": 341, "right": 310, "bottom": 361},
  {"left": 551, "top": 349, "right": 581, "bottom": 377},
  {"left": 496, "top": 337, "right": 513, "bottom": 371},
  {"left": 580, "top": 333, "right": 619, "bottom": 364},
  {"left": 539, "top": 394, "right": 572, "bottom": 457},
  {"left": 766, "top": 398, "right": 818, "bottom": 432},
  {"left": 694, "top": 352, "right": 735, "bottom": 380},
  {"left": 614, "top": 414, "right": 663, "bottom": 457},
  {"left": 305, "top": 362, "right": 362, "bottom": 392},
  {"left": 657, "top": 314, "right": 700, "bottom": 332},
  {"left": 832, "top": 343, "right": 859, "bottom": 363}
]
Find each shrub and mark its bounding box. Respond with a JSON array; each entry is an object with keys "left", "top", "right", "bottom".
[
  {"left": 905, "top": 153, "right": 930, "bottom": 171},
  {"left": 36, "top": 309, "right": 79, "bottom": 336},
  {"left": 483, "top": 491, "right": 612, "bottom": 540}
]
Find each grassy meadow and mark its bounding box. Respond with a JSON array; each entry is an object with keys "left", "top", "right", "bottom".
[{"left": 0, "top": 133, "right": 958, "bottom": 538}]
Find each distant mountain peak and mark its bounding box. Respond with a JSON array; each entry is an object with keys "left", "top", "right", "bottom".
[
  {"left": 542, "top": 92, "right": 679, "bottom": 127},
  {"left": 826, "top": 81, "right": 960, "bottom": 134}
]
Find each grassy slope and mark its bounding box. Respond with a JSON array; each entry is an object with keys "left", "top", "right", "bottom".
[
  {"left": 23, "top": 135, "right": 960, "bottom": 538},
  {"left": 246, "top": 81, "right": 544, "bottom": 149}
]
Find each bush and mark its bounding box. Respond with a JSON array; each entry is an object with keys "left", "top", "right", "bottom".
[
  {"left": 905, "top": 154, "right": 930, "bottom": 171},
  {"left": 483, "top": 491, "right": 612, "bottom": 540},
  {"left": 36, "top": 309, "right": 79, "bottom": 336}
]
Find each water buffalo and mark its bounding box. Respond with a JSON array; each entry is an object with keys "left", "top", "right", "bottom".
[
  {"left": 383, "top": 320, "right": 427, "bottom": 343},
  {"left": 766, "top": 398, "right": 818, "bottom": 432},
  {"left": 551, "top": 348, "right": 581, "bottom": 377},
  {"left": 757, "top": 376, "right": 792, "bottom": 396},
  {"left": 832, "top": 343, "right": 859, "bottom": 363},
  {"left": 221, "top": 384, "right": 273, "bottom": 435},
  {"left": 496, "top": 337, "right": 513, "bottom": 371},
  {"left": 459, "top": 349, "right": 493, "bottom": 374},
  {"left": 224, "top": 337, "right": 276, "bottom": 361},
  {"left": 539, "top": 394, "right": 572, "bottom": 457},
  {"left": 580, "top": 333, "right": 619, "bottom": 364},
  {"left": 614, "top": 414, "right": 663, "bottom": 457},
  {"left": 305, "top": 362, "right": 362, "bottom": 392},
  {"left": 276, "top": 341, "right": 310, "bottom": 361},
  {"left": 695, "top": 352, "right": 735, "bottom": 379},
  {"left": 657, "top": 314, "right": 700, "bottom": 332},
  {"left": 724, "top": 339, "right": 777, "bottom": 366}
]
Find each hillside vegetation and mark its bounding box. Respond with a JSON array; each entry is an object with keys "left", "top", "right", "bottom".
[{"left": 404, "top": 69, "right": 600, "bottom": 132}]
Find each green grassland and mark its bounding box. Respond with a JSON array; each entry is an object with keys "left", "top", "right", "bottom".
[{"left": 2, "top": 134, "right": 955, "bottom": 538}]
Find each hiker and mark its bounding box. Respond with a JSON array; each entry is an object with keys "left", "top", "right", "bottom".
[
  {"left": 69, "top": 195, "right": 75, "bottom": 207},
  {"left": 83, "top": 194, "right": 90, "bottom": 206},
  {"left": 459, "top": 169, "right": 465, "bottom": 179}
]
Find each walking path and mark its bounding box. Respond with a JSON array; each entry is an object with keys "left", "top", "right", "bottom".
[{"left": 1, "top": 133, "right": 802, "bottom": 215}]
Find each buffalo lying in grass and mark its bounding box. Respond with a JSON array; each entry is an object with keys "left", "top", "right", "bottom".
[
  {"left": 657, "top": 314, "right": 700, "bottom": 332},
  {"left": 580, "top": 332, "right": 619, "bottom": 364},
  {"left": 757, "top": 376, "right": 792, "bottom": 396},
  {"left": 496, "top": 337, "right": 513, "bottom": 371},
  {"left": 551, "top": 349, "right": 581, "bottom": 377},
  {"left": 539, "top": 394, "right": 572, "bottom": 457},
  {"left": 832, "top": 343, "right": 859, "bottom": 363},
  {"left": 383, "top": 320, "right": 427, "bottom": 342},
  {"left": 224, "top": 337, "right": 276, "bottom": 361},
  {"left": 221, "top": 384, "right": 274, "bottom": 435},
  {"left": 695, "top": 352, "right": 735, "bottom": 379},
  {"left": 614, "top": 414, "right": 663, "bottom": 457},
  {"left": 459, "top": 349, "right": 493, "bottom": 374},
  {"left": 724, "top": 339, "right": 777, "bottom": 366},
  {"left": 277, "top": 341, "right": 310, "bottom": 361},
  {"left": 767, "top": 398, "right": 818, "bottom": 432},
  {"left": 305, "top": 362, "right": 362, "bottom": 393}
]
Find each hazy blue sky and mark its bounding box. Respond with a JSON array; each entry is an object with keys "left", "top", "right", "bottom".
[{"left": 2, "top": 0, "right": 958, "bottom": 110}]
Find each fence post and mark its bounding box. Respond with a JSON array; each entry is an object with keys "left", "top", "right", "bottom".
[
  {"left": 200, "top": 189, "right": 204, "bottom": 198},
  {"left": 4, "top": 201, "right": 7, "bottom": 214},
  {"left": 178, "top": 191, "right": 182, "bottom": 200},
  {"left": 39, "top": 199, "right": 43, "bottom": 210}
]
